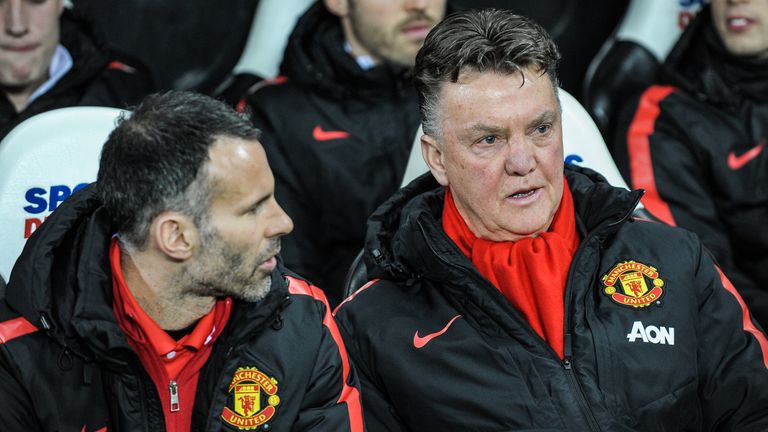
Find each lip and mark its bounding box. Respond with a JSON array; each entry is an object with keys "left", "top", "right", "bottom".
[
  {"left": 725, "top": 15, "right": 754, "bottom": 33},
  {"left": 258, "top": 256, "right": 278, "bottom": 272},
  {"left": 505, "top": 187, "right": 542, "bottom": 204},
  {"left": 401, "top": 21, "right": 432, "bottom": 40},
  {"left": 1, "top": 44, "right": 39, "bottom": 53}
]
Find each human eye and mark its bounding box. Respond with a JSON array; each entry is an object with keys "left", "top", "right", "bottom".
[
  {"left": 535, "top": 124, "right": 551, "bottom": 135},
  {"left": 478, "top": 135, "right": 497, "bottom": 145}
]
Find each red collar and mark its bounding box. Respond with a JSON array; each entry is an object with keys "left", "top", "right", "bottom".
[{"left": 109, "top": 238, "right": 230, "bottom": 357}]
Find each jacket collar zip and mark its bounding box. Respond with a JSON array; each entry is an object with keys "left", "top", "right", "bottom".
[
  {"left": 38, "top": 310, "right": 97, "bottom": 384},
  {"left": 217, "top": 272, "right": 291, "bottom": 358}
]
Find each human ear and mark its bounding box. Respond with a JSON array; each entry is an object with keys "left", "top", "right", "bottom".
[
  {"left": 323, "top": 0, "right": 349, "bottom": 17},
  {"left": 151, "top": 212, "right": 197, "bottom": 261},
  {"left": 421, "top": 134, "right": 449, "bottom": 186}
]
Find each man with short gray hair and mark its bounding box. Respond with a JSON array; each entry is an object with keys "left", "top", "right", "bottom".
[{"left": 334, "top": 9, "right": 768, "bottom": 431}]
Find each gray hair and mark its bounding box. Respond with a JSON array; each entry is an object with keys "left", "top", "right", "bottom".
[{"left": 414, "top": 9, "right": 561, "bottom": 138}]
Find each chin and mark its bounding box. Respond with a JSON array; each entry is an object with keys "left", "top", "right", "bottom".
[{"left": 235, "top": 279, "right": 272, "bottom": 303}]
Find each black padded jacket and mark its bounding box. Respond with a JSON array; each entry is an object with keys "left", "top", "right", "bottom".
[
  {"left": 612, "top": 6, "right": 768, "bottom": 328},
  {"left": 245, "top": 3, "right": 421, "bottom": 306},
  {"left": 335, "top": 167, "right": 768, "bottom": 431},
  {"left": 0, "top": 185, "right": 363, "bottom": 431}
]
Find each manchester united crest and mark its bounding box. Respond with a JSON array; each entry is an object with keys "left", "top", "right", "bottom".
[
  {"left": 602, "top": 260, "right": 665, "bottom": 308},
  {"left": 221, "top": 367, "right": 280, "bottom": 430}
]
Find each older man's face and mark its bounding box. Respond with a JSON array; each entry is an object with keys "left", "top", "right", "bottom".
[
  {"left": 0, "top": 0, "right": 63, "bottom": 91},
  {"left": 711, "top": 0, "right": 768, "bottom": 58},
  {"left": 424, "top": 68, "right": 564, "bottom": 242}
]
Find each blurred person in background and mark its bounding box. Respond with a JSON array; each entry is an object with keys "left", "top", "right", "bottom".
[
  {"left": 243, "top": 0, "right": 447, "bottom": 306},
  {"left": 613, "top": 0, "right": 768, "bottom": 328},
  {"left": 0, "top": 0, "right": 153, "bottom": 138}
]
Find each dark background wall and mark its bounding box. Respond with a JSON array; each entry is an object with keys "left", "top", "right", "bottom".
[
  {"left": 73, "top": 0, "right": 629, "bottom": 102},
  {"left": 73, "top": 1, "right": 259, "bottom": 93},
  {"left": 451, "top": 0, "right": 630, "bottom": 100}
]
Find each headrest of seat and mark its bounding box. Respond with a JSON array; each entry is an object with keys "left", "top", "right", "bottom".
[
  {"left": 0, "top": 106, "right": 125, "bottom": 280},
  {"left": 232, "top": 0, "right": 315, "bottom": 78},
  {"left": 584, "top": 0, "right": 705, "bottom": 140}
]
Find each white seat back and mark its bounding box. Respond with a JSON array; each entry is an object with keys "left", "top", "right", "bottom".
[
  {"left": 401, "top": 88, "right": 632, "bottom": 191},
  {"left": 587, "top": 0, "right": 705, "bottom": 80},
  {"left": 232, "top": 0, "right": 315, "bottom": 78},
  {"left": 559, "top": 89, "right": 629, "bottom": 190},
  {"left": 0, "top": 106, "right": 125, "bottom": 280}
]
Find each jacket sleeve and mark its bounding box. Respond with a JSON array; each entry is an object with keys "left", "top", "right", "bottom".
[
  {"left": 287, "top": 280, "right": 364, "bottom": 432},
  {"left": 613, "top": 86, "right": 766, "bottom": 327},
  {"left": 0, "top": 354, "right": 42, "bottom": 430},
  {"left": 693, "top": 243, "right": 768, "bottom": 429},
  {"left": 248, "top": 95, "right": 327, "bottom": 288},
  {"left": 335, "top": 306, "right": 411, "bottom": 432}
]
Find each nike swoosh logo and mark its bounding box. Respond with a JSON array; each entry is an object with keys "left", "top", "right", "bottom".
[
  {"left": 728, "top": 140, "right": 764, "bottom": 170},
  {"left": 313, "top": 125, "right": 350, "bottom": 141},
  {"left": 413, "top": 315, "right": 462, "bottom": 349}
]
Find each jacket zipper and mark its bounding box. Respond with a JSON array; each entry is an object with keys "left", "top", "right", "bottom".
[
  {"left": 417, "top": 218, "right": 613, "bottom": 431},
  {"left": 562, "top": 334, "right": 601, "bottom": 431},
  {"left": 558, "top": 233, "right": 601, "bottom": 432},
  {"left": 559, "top": 193, "right": 643, "bottom": 431},
  {"left": 169, "top": 380, "right": 180, "bottom": 412}
]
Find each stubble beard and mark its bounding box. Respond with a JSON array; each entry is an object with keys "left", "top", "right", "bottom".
[{"left": 180, "top": 228, "right": 279, "bottom": 304}]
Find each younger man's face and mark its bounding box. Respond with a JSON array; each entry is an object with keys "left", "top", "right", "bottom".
[
  {"left": 0, "top": 0, "right": 64, "bottom": 91},
  {"left": 711, "top": 0, "right": 768, "bottom": 58},
  {"left": 337, "top": 0, "right": 447, "bottom": 67}
]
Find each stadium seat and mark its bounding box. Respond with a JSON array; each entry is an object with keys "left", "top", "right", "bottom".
[
  {"left": 231, "top": 0, "right": 314, "bottom": 79},
  {"left": 0, "top": 107, "right": 125, "bottom": 281},
  {"left": 215, "top": 0, "right": 314, "bottom": 104},
  {"left": 583, "top": 0, "right": 704, "bottom": 142},
  {"left": 346, "top": 88, "right": 634, "bottom": 298}
]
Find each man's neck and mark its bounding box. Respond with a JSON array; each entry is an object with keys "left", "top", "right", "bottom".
[{"left": 121, "top": 251, "right": 215, "bottom": 331}]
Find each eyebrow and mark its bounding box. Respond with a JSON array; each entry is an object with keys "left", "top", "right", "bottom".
[
  {"left": 526, "top": 110, "right": 558, "bottom": 130},
  {"left": 244, "top": 192, "right": 271, "bottom": 213},
  {"left": 467, "top": 123, "right": 507, "bottom": 136}
]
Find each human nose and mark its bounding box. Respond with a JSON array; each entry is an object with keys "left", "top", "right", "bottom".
[
  {"left": 503, "top": 138, "right": 537, "bottom": 176},
  {"left": 265, "top": 201, "right": 294, "bottom": 238},
  {"left": 4, "top": 0, "right": 28, "bottom": 37}
]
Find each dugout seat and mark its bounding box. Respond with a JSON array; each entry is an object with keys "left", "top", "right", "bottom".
[
  {"left": 583, "top": 0, "right": 704, "bottom": 143},
  {"left": 215, "top": 0, "right": 314, "bottom": 104},
  {"left": 0, "top": 106, "right": 125, "bottom": 281}
]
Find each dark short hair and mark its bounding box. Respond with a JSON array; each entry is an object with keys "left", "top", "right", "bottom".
[
  {"left": 97, "top": 90, "right": 260, "bottom": 249},
  {"left": 414, "top": 9, "right": 561, "bottom": 137}
]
